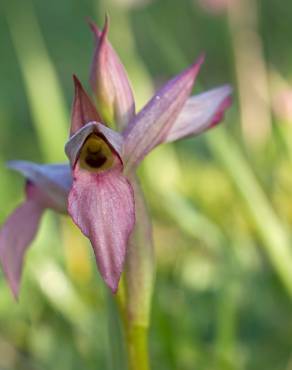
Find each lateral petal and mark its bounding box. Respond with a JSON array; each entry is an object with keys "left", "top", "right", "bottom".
[
  {"left": 0, "top": 184, "right": 46, "bottom": 298},
  {"left": 164, "top": 85, "right": 232, "bottom": 143},
  {"left": 123, "top": 57, "right": 204, "bottom": 171},
  {"left": 89, "top": 18, "right": 135, "bottom": 129},
  {"left": 7, "top": 161, "right": 72, "bottom": 213},
  {"left": 68, "top": 164, "right": 135, "bottom": 292}
]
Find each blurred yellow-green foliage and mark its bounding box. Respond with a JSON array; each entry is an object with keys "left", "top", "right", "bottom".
[{"left": 1, "top": 0, "right": 292, "bottom": 369}]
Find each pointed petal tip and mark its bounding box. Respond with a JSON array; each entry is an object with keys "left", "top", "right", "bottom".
[
  {"left": 72, "top": 74, "right": 84, "bottom": 92},
  {"left": 88, "top": 19, "right": 99, "bottom": 36},
  {"left": 0, "top": 254, "right": 20, "bottom": 301},
  {"left": 9, "top": 278, "right": 20, "bottom": 301},
  {"left": 100, "top": 15, "right": 109, "bottom": 44},
  {"left": 5, "top": 160, "right": 29, "bottom": 176},
  {"left": 71, "top": 76, "right": 102, "bottom": 136},
  {"left": 210, "top": 87, "right": 233, "bottom": 127},
  {"left": 164, "top": 83, "right": 233, "bottom": 143},
  {"left": 190, "top": 53, "right": 205, "bottom": 76},
  {"left": 103, "top": 14, "right": 110, "bottom": 33},
  {"left": 173, "top": 54, "right": 204, "bottom": 92},
  {"left": 6, "top": 160, "right": 18, "bottom": 170},
  {"left": 87, "top": 14, "right": 110, "bottom": 38},
  {"left": 218, "top": 84, "right": 233, "bottom": 104},
  {"left": 72, "top": 73, "right": 80, "bottom": 85},
  {"left": 219, "top": 83, "right": 233, "bottom": 95},
  {"left": 106, "top": 276, "right": 120, "bottom": 294},
  {"left": 197, "top": 52, "right": 206, "bottom": 64},
  {"left": 5, "top": 160, "right": 28, "bottom": 179},
  {"left": 89, "top": 14, "right": 110, "bottom": 35},
  {"left": 0, "top": 199, "right": 44, "bottom": 303}
]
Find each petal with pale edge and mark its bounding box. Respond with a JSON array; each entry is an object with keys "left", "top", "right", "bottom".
[
  {"left": 71, "top": 75, "right": 102, "bottom": 136},
  {"left": 68, "top": 164, "right": 135, "bottom": 292},
  {"left": 89, "top": 18, "right": 135, "bottom": 129},
  {"left": 7, "top": 161, "right": 72, "bottom": 213},
  {"left": 65, "top": 121, "right": 123, "bottom": 167},
  {"left": 0, "top": 184, "right": 46, "bottom": 298},
  {"left": 123, "top": 57, "right": 204, "bottom": 171},
  {"left": 164, "top": 85, "right": 232, "bottom": 143}
]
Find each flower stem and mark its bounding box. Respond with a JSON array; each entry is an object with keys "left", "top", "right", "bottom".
[
  {"left": 114, "top": 175, "right": 154, "bottom": 370},
  {"left": 124, "top": 323, "right": 150, "bottom": 370},
  {"left": 106, "top": 290, "right": 127, "bottom": 370},
  {"left": 116, "top": 283, "right": 151, "bottom": 370}
]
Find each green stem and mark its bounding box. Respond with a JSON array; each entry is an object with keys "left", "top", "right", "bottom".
[
  {"left": 124, "top": 324, "right": 150, "bottom": 370},
  {"left": 107, "top": 291, "right": 127, "bottom": 370},
  {"left": 116, "top": 281, "right": 151, "bottom": 370}
]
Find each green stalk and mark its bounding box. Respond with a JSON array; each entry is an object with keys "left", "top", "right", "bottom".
[
  {"left": 115, "top": 280, "right": 151, "bottom": 370},
  {"left": 107, "top": 290, "right": 127, "bottom": 370},
  {"left": 124, "top": 324, "right": 150, "bottom": 370},
  {"left": 115, "top": 175, "right": 154, "bottom": 370}
]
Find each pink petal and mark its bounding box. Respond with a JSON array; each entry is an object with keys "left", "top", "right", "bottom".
[
  {"left": 0, "top": 184, "right": 46, "bottom": 298},
  {"left": 7, "top": 161, "right": 72, "bottom": 213},
  {"left": 68, "top": 163, "right": 135, "bottom": 292},
  {"left": 71, "top": 75, "right": 102, "bottom": 136},
  {"left": 123, "top": 56, "right": 204, "bottom": 171},
  {"left": 89, "top": 18, "right": 135, "bottom": 129},
  {"left": 164, "top": 85, "right": 232, "bottom": 143},
  {"left": 65, "top": 121, "right": 124, "bottom": 167}
]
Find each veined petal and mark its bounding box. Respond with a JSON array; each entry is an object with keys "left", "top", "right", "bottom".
[
  {"left": 89, "top": 18, "right": 135, "bottom": 129},
  {"left": 65, "top": 121, "right": 124, "bottom": 167},
  {"left": 123, "top": 56, "right": 204, "bottom": 171},
  {"left": 7, "top": 161, "right": 72, "bottom": 213},
  {"left": 68, "top": 163, "right": 135, "bottom": 292},
  {"left": 0, "top": 184, "right": 46, "bottom": 298},
  {"left": 71, "top": 75, "right": 101, "bottom": 136},
  {"left": 164, "top": 85, "right": 232, "bottom": 143}
]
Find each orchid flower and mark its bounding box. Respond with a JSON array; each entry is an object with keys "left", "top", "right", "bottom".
[
  {"left": 65, "top": 19, "right": 232, "bottom": 294},
  {"left": 0, "top": 162, "right": 72, "bottom": 297},
  {"left": 0, "top": 18, "right": 231, "bottom": 300}
]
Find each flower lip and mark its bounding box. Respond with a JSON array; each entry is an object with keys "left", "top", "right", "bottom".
[{"left": 65, "top": 121, "right": 124, "bottom": 168}]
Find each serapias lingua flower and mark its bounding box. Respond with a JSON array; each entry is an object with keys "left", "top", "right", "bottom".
[
  {"left": 0, "top": 18, "right": 231, "bottom": 298},
  {"left": 65, "top": 18, "right": 232, "bottom": 293}
]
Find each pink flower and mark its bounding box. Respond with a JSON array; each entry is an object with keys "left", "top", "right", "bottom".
[
  {"left": 65, "top": 19, "right": 232, "bottom": 293},
  {"left": 0, "top": 18, "right": 231, "bottom": 298}
]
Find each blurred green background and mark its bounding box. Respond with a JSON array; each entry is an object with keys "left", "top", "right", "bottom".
[{"left": 1, "top": 0, "right": 292, "bottom": 369}]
